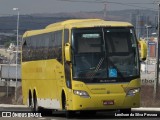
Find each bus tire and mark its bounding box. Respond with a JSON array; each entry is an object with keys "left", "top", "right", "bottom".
[
  {"left": 28, "top": 90, "right": 33, "bottom": 108},
  {"left": 66, "top": 110, "right": 75, "bottom": 119},
  {"left": 80, "top": 110, "right": 96, "bottom": 116},
  {"left": 119, "top": 108, "right": 131, "bottom": 118},
  {"left": 62, "top": 91, "right": 75, "bottom": 118},
  {"left": 119, "top": 108, "right": 131, "bottom": 114},
  {"left": 62, "top": 91, "right": 66, "bottom": 110},
  {"left": 32, "top": 91, "right": 39, "bottom": 112}
]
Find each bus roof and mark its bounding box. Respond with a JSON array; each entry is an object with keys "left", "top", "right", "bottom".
[
  {"left": 46, "top": 19, "right": 132, "bottom": 29},
  {"left": 23, "top": 19, "right": 133, "bottom": 38}
]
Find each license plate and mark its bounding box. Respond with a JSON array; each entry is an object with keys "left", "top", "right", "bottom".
[{"left": 103, "top": 100, "right": 114, "bottom": 105}]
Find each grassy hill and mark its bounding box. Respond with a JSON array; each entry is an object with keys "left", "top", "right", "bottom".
[{"left": 0, "top": 9, "right": 157, "bottom": 35}]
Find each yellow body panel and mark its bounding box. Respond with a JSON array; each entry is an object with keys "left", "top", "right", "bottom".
[
  {"left": 138, "top": 40, "right": 147, "bottom": 60},
  {"left": 66, "top": 80, "right": 140, "bottom": 110},
  {"left": 22, "top": 59, "right": 64, "bottom": 107}
]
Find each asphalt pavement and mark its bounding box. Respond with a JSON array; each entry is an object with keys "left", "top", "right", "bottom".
[{"left": 0, "top": 105, "right": 160, "bottom": 120}]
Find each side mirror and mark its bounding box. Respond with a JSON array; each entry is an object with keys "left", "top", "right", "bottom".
[
  {"left": 138, "top": 40, "right": 147, "bottom": 61},
  {"left": 65, "top": 43, "right": 71, "bottom": 62}
]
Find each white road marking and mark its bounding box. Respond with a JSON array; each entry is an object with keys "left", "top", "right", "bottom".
[
  {"left": 38, "top": 118, "right": 46, "bottom": 120},
  {"left": 0, "top": 104, "right": 27, "bottom": 108}
]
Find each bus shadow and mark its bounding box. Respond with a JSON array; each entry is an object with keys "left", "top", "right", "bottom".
[
  {"left": 41, "top": 110, "right": 160, "bottom": 119},
  {"left": 41, "top": 110, "right": 122, "bottom": 119}
]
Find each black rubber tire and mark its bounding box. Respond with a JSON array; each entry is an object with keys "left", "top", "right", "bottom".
[
  {"left": 80, "top": 110, "right": 96, "bottom": 117},
  {"left": 66, "top": 110, "right": 75, "bottom": 119},
  {"left": 119, "top": 108, "right": 131, "bottom": 114},
  {"left": 62, "top": 93, "right": 75, "bottom": 118},
  {"left": 32, "top": 92, "right": 39, "bottom": 112},
  {"left": 119, "top": 108, "right": 131, "bottom": 118}
]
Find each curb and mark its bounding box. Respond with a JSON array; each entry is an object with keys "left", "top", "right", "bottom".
[
  {"left": 132, "top": 107, "right": 160, "bottom": 112},
  {"left": 0, "top": 105, "right": 160, "bottom": 112},
  {"left": 0, "top": 104, "right": 27, "bottom": 108}
]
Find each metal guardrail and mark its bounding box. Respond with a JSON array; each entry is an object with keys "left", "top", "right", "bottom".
[{"left": 0, "top": 80, "right": 21, "bottom": 87}]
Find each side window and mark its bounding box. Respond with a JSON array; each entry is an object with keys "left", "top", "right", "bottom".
[
  {"left": 31, "top": 36, "right": 37, "bottom": 60},
  {"left": 35, "top": 35, "right": 39, "bottom": 60},
  {"left": 22, "top": 31, "right": 62, "bottom": 62},
  {"left": 49, "top": 33, "right": 55, "bottom": 59},
  {"left": 26, "top": 37, "right": 32, "bottom": 61},
  {"left": 54, "top": 31, "right": 62, "bottom": 63},
  {"left": 22, "top": 39, "right": 27, "bottom": 62},
  {"left": 64, "top": 29, "right": 69, "bottom": 44},
  {"left": 22, "top": 37, "right": 32, "bottom": 61},
  {"left": 54, "top": 31, "right": 62, "bottom": 46},
  {"left": 37, "top": 35, "right": 43, "bottom": 60},
  {"left": 44, "top": 34, "right": 50, "bottom": 59}
]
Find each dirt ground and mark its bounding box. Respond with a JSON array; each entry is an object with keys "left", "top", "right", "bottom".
[
  {"left": 141, "top": 85, "right": 160, "bottom": 107},
  {"left": 0, "top": 86, "right": 22, "bottom": 104},
  {"left": 0, "top": 85, "right": 160, "bottom": 107}
]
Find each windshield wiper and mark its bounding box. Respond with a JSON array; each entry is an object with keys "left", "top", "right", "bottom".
[
  {"left": 95, "top": 57, "right": 104, "bottom": 72},
  {"left": 87, "top": 57, "right": 104, "bottom": 79}
]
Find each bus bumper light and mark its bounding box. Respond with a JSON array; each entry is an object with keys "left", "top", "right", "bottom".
[
  {"left": 127, "top": 88, "right": 140, "bottom": 96},
  {"left": 73, "top": 90, "right": 90, "bottom": 98}
]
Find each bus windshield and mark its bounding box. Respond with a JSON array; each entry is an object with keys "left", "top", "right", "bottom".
[{"left": 72, "top": 27, "right": 139, "bottom": 83}]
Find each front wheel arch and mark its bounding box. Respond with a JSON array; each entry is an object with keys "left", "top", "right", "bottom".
[
  {"left": 32, "top": 89, "right": 39, "bottom": 112},
  {"left": 28, "top": 90, "right": 32, "bottom": 107},
  {"left": 61, "top": 90, "right": 75, "bottom": 118},
  {"left": 61, "top": 90, "right": 66, "bottom": 110}
]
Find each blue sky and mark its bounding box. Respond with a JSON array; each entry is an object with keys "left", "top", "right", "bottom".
[{"left": 0, "top": 0, "right": 157, "bottom": 16}]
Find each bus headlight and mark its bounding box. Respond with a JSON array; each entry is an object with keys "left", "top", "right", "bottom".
[
  {"left": 73, "top": 90, "right": 90, "bottom": 98},
  {"left": 127, "top": 88, "right": 140, "bottom": 96}
]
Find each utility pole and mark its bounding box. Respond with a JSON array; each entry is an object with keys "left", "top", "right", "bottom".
[
  {"left": 145, "top": 25, "right": 152, "bottom": 73},
  {"left": 154, "top": 3, "right": 160, "bottom": 100},
  {"left": 103, "top": 0, "right": 108, "bottom": 20},
  {"left": 103, "top": 3, "right": 107, "bottom": 19},
  {"left": 136, "top": 10, "right": 140, "bottom": 39},
  {"left": 13, "top": 8, "right": 19, "bottom": 101}
]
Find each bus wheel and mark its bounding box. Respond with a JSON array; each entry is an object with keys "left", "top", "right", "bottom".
[
  {"left": 28, "top": 90, "right": 33, "bottom": 108},
  {"left": 80, "top": 111, "right": 96, "bottom": 116},
  {"left": 62, "top": 92, "right": 75, "bottom": 118},
  {"left": 119, "top": 108, "right": 131, "bottom": 118},
  {"left": 32, "top": 92, "right": 39, "bottom": 112},
  {"left": 119, "top": 108, "right": 131, "bottom": 114},
  {"left": 66, "top": 110, "right": 75, "bottom": 119}
]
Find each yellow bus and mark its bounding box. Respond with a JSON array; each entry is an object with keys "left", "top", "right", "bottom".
[{"left": 22, "top": 19, "right": 146, "bottom": 118}]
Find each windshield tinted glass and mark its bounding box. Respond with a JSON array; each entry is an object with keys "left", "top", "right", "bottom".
[
  {"left": 105, "top": 28, "right": 139, "bottom": 78},
  {"left": 72, "top": 27, "right": 139, "bottom": 83}
]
